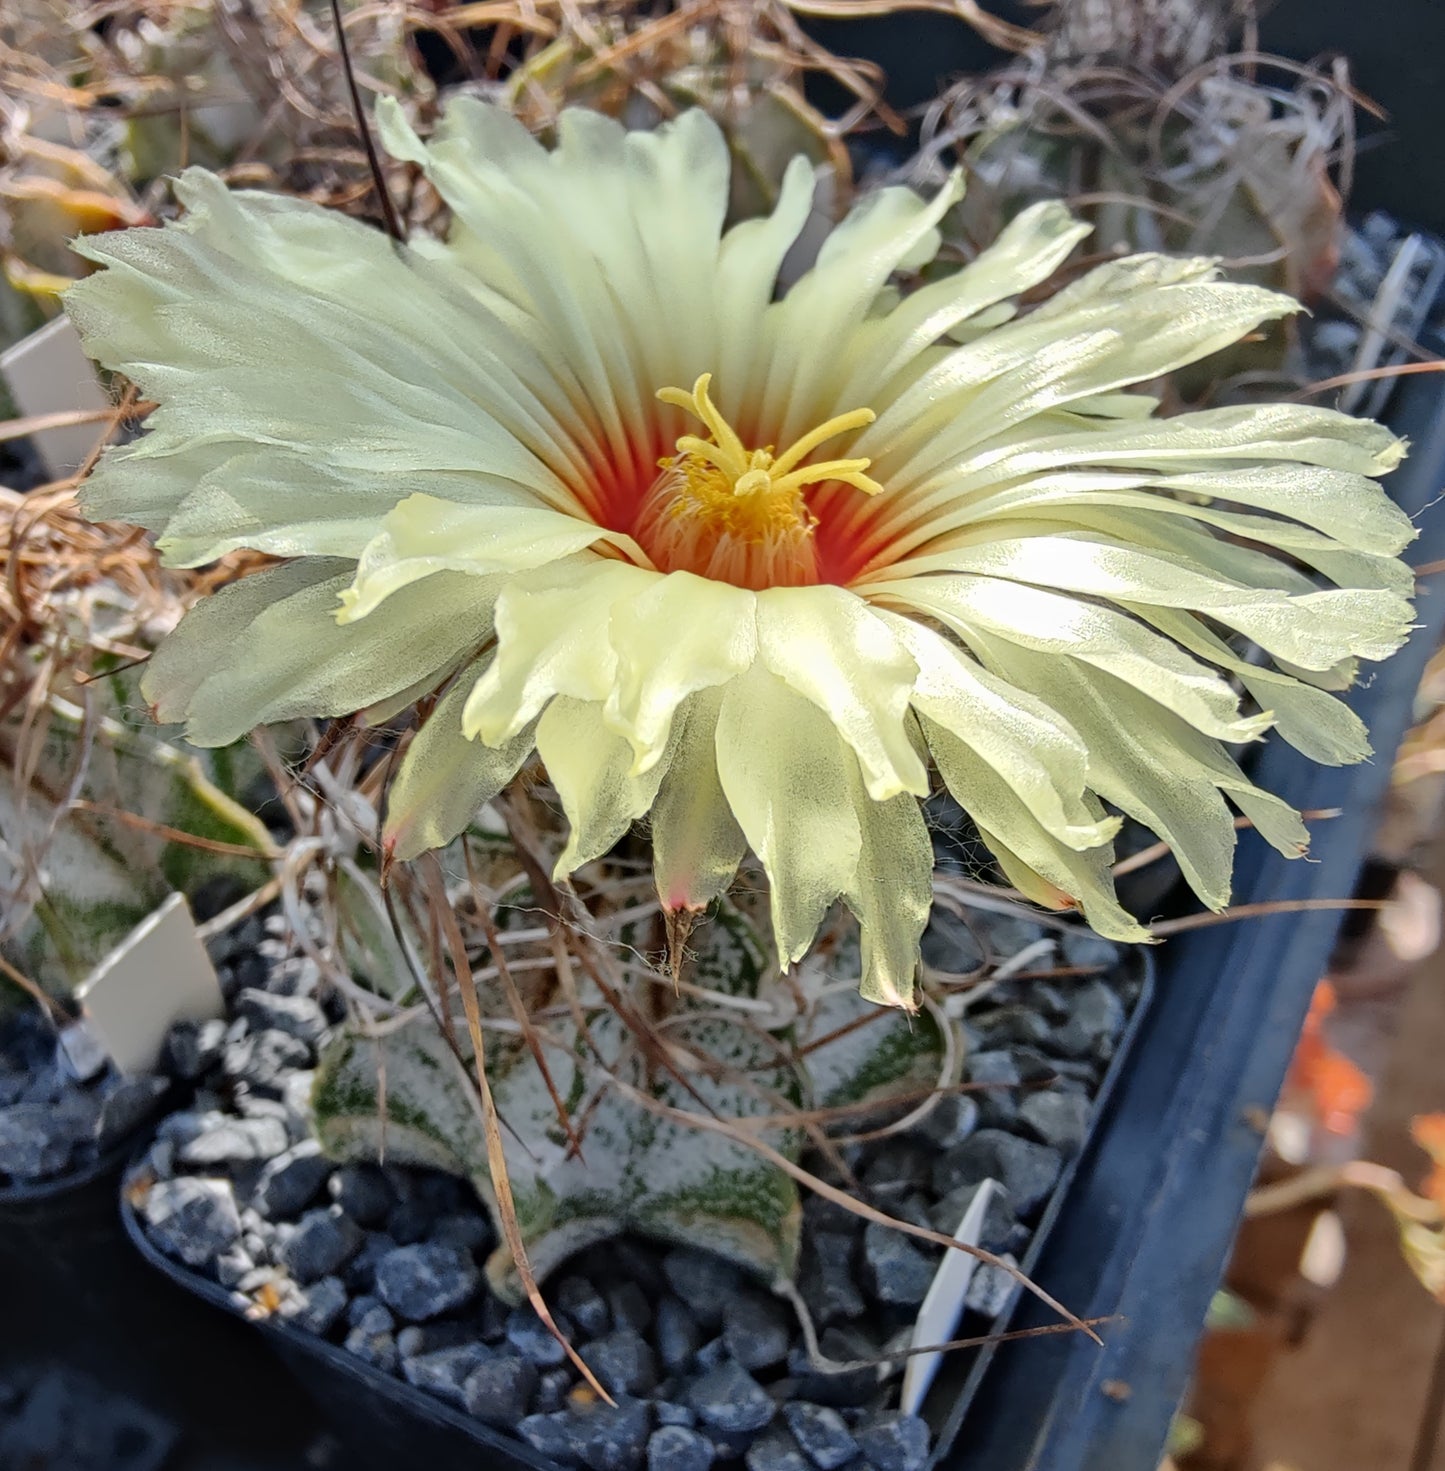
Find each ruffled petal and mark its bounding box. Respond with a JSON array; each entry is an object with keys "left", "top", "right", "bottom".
[
  {"left": 885, "top": 534, "right": 1414, "bottom": 672},
  {"left": 339, "top": 495, "right": 645, "bottom": 622},
  {"left": 1130, "top": 607, "right": 1371, "bottom": 765},
  {"left": 921, "top": 713, "right": 1148, "bottom": 942},
  {"left": 649, "top": 687, "right": 748, "bottom": 913},
  {"left": 754, "top": 585, "right": 928, "bottom": 801},
  {"left": 872, "top": 574, "right": 1269, "bottom": 744},
  {"left": 144, "top": 562, "right": 491, "bottom": 747},
  {"left": 844, "top": 768, "right": 932, "bottom": 1010},
  {"left": 385, "top": 663, "right": 538, "bottom": 861},
  {"left": 862, "top": 267, "right": 1298, "bottom": 488},
  {"left": 714, "top": 665, "right": 863, "bottom": 968},
  {"left": 462, "top": 561, "right": 655, "bottom": 745},
  {"left": 759, "top": 173, "right": 964, "bottom": 442},
  {"left": 69, "top": 170, "right": 585, "bottom": 545},
  {"left": 967, "top": 637, "right": 1251, "bottom": 909},
  {"left": 877, "top": 609, "right": 1117, "bottom": 851},
  {"left": 539, "top": 697, "right": 669, "bottom": 878},
  {"left": 604, "top": 572, "right": 758, "bottom": 774},
  {"left": 855, "top": 200, "right": 1092, "bottom": 388}
]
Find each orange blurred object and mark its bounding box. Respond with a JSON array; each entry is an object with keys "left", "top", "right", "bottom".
[{"left": 1286, "top": 982, "right": 1375, "bottom": 1137}]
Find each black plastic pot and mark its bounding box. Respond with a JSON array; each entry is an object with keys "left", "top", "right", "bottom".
[
  {"left": 120, "top": 1200, "right": 558, "bottom": 1471},
  {"left": 935, "top": 346, "right": 1445, "bottom": 1471},
  {"left": 121, "top": 949, "right": 1155, "bottom": 1471},
  {"left": 0, "top": 1117, "right": 324, "bottom": 1461}
]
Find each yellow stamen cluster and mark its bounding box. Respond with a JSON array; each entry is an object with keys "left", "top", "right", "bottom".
[{"left": 637, "top": 374, "right": 880, "bottom": 590}]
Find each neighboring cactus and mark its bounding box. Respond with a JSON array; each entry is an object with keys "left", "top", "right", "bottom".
[
  {"left": 912, "top": 0, "right": 1352, "bottom": 376},
  {"left": 0, "top": 692, "right": 272, "bottom": 988},
  {"left": 502, "top": 7, "right": 858, "bottom": 222},
  {"left": 315, "top": 869, "right": 955, "bottom": 1299}
]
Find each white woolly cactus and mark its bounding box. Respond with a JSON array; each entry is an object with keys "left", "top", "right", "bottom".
[{"left": 67, "top": 97, "right": 1416, "bottom": 1009}]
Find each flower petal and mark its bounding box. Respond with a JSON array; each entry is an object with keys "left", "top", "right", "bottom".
[
  {"left": 864, "top": 269, "right": 1298, "bottom": 485},
  {"left": 844, "top": 770, "right": 932, "bottom": 1010},
  {"left": 539, "top": 697, "right": 669, "bottom": 878},
  {"left": 877, "top": 609, "right": 1118, "bottom": 850},
  {"left": 385, "top": 664, "right": 538, "bottom": 861},
  {"left": 462, "top": 561, "right": 656, "bottom": 745},
  {"left": 754, "top": 585, "right": 928, "bottom": 801},
  {"left": 714, "top": 665, "right": 863, "bottom": 968},
  {"left": 967, "top": 638, "right": 1251, "bottom": 908},
  {"left": 921, "top": 713, "right": 1148, "bottom": 941},
  {"left": 604, "top": 572, "right": 758, "bottom": 774},
  {"left": 857, "top": 200, "right": 1092, "bottom": 387},
  {"left": 1129, "top": 606, "right": 1370, "bottom": 765},
  {"left": 650, "top": 687, "right": 748, "bottom": 913},
  {"left": 69, "top": 169, "right": 585, "bottom": 545},
  {"left": 144, "top": 561, "right": 491, "bottom": 747},
  {"left": 889, "top": 534, "right": 1414, "bottom": 672},
  {"left": 872, "top": 574, "right": 1269, "bottom": 744},
  {"left": 339, "top": 495, "right": 644, "bottom": 622},
  {"left": 760, "top": 173, "right": 964, "bottom": 442}
]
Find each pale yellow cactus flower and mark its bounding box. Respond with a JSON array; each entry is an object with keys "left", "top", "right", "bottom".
[{"left": 68, "top": 98, "right": 1416, "bottom": 1007}]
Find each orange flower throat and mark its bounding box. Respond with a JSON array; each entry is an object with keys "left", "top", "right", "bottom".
[{"left": 633, "top": 374, "right": 881, "bottom": 591}]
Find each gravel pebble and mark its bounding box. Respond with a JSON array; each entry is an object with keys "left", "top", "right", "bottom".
[
  {"left": 432, "top": 1212, "right": 492, "bottom": 1254},
  {"left": 253, "top": 1141, "right": 332, "bottom": 1219},
  {"left": 375, "top": 1244, "right": 480, "bottom": 1321},
  {"left": 521, "top": 1398, "right": 652, "bottom": 1471},
  {"left": 397, "top": 1322, "right": 476, "bottom": 1358},
  {"left": 1018, "top": 1090, "right": 1091, "bottom": 1155},
  {"left": 506, "top": 1305, "right": 575, "bottom": 1367},
  {"left": 723, "top": 1291, "right": 793, "bottom": 1371},
  {"left": 402, "top": 1345, "right": 493, "bottom": 1408},
  {"left": 745, "top": 1429, "right": 811, "bottom": 1471},
  {"left": 684, "top": 1362, "right": 775, "bottom": 1434},
  {"left": 862, "top": 1224, "right": 937, "bottom": 1309},
  {"left": 164, "top": 1019, "right": 227, "bottom": 1082},
  {"left": 557, "top": 1276, "right": 611, "bottom": 1338},
  {"left": 344, "top": 1321, "right": 398, "bottom": 1375},
  {"left": 463, "top": 1353, "right": 537, "bottom": 1427},
  {"left": 1054, "top": 981, "right": 1126, "bottom": 1058},
  {"left": 532, "top": 1367, "right": 573, "bottom": 1415},
  {"left": 662, "top": 1250, "right": 742, "bottom": 1330},
  {"left": 964, "top": 1257, "right": 1019, "bottom": 1318},
  {"left": 142, "top": 1177, "right": 241, "bottom": 1267},
  {"left": 853, "top": 1413, "right": 930, "bottom": 1471},
  {"left": 648, "top": 1424, "right": 714, "bottom": 1471},
  {"left": 278, "top": 1206, "right": 362, "bottom": 1283},
  {"left": 932, "top": 1129, "right": 1063, "bottom": 1217},
  {"left": 235, "top": 989, "right": 329, "bottom": 1048},
  {"left": 798, "top": 1232, "right": 865, "bottom": 1327},
  {"left": 655, "top": 1294, "right": 703, "bottom": 1374},
  {"left": 282, "top": 1274, "right": 348, "bottom": 1336},
  {"left": 918, "top": 1094, "right": 980, "bottom": 1150},
  {"left": 177, "top": 1115, "right": 288, "bottom": 1168},
  {"left": 329, "top": 1164, "right": 395, "bottom": 1226},
  {"left": 607, "top": 1280, "right": 653, "bottom": 1335},
  {"left": 781, "top": 1403, "right": 857, "bottom": 1470},
  {"left": 0, "top": 1105, "right": 72, "bottom": 1180},
  {"left": 583, "top": 1328, "right": 659, "bottom": 1397}
]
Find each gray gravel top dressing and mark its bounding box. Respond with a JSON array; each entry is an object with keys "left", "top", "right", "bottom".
[
  {"left": 0, "top": 1007, "right": 166, "bottom": 1193},
  {"left": 129, "top": 893, "right": 1143, "bottom": 1471}
]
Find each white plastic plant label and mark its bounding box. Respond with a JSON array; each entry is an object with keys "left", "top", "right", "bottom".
[
  {"left": 900, "top": 1177, "right": 1003, "bottom": 1416},
  {"left": 0, "top": 315, "right": 111, "bottom": 479},
  {"left": 76, "top": 892, "right": 224, "bottom": 1074}
]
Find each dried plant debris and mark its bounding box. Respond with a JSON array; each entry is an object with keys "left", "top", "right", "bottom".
[
  {"left": 905, "top": 0, "right": 1363, "bottom": 384},
  {"left": 128, "top": 833, "right": 1142, "bottom": 1466},
  {"left": 0, "top": 462, "right": 273, "bottom": 993}
]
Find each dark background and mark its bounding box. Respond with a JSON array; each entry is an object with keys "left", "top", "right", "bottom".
[{"left": 805, "top": 0, "right": 1445, "bottom": 235}]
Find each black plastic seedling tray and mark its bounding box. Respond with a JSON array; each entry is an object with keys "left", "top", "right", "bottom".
[
  {"left": 937, "top": 349, "right": 1445, "bottom": 1471},
  {"left": 121, "top": 953, "right": 1156, "bottom": 1471}
]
